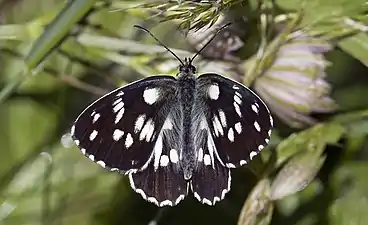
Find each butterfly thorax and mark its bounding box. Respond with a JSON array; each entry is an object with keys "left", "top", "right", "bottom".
[{"left": 177, "top": 61, "right": 197, "bottom": 180}]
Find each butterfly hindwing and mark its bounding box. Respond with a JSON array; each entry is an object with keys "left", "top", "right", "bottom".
[
  {"left": 196, "top": 73, "right": 273, "bottom": 168},
  {"left": 129, "top": 114, "right": 188, "bottom": 206},
  {"left": 71, "top": 76, "right": 178, "bottom": 173},
  {"left": 191, "top": 125, "right": 231, "bottom": 206}
]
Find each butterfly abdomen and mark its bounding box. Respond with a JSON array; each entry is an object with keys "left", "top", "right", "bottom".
[{"left": 177, "top": 70, "right": 197, "bottom": 180}]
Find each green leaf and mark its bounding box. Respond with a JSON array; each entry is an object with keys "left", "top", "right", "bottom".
[
  {"left": 338, "top": 33, "right": 368, "bottom": 67},
  {"left": 237, "top": 179, "right": 273, "bottom": 225},
  {"left": 276, "top": 123, "right": 345, "bottom": 166},
  {"left": 276, "top": 180, "right": 323, "bottom": 218},
  {"left": 0, "top": 99, "right": 57, "bottom": 175},
  {"left": 0, "top": 0, "right": 98, "bottom": 104},
  {"left": 0, "top": 142, "right": 121, "bottom": 224},
  {"left": 276, "top": 0, "right": 367, "bottom": 24},
  {"left": 331, "top": 109, "right": 368, "bottom": 123},
  {"left": 330, "top": 162, "right": 368, "bottom": 196},
  {"left": 25, "top": 0, "right": 98, "bottom": 69},
  {"left": 330, "top": 109, "right": 368, "bottom": 136},
  {"left": 270, "top": 151, "right": 326, "bottom": 200},
  {"left": 328, "top": 163, "right": 368, "bottom": 225},
  {"left": 329, "top": 194, "right": 368, "bottom": 225}
]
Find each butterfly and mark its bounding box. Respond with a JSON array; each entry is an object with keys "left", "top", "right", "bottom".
[{"left": 71, "top": 24, "right": 273, "bottom": 207}]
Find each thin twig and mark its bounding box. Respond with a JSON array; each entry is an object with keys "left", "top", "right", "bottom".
[{"left": 58, "top": 75, "right": 109, "bottom": 96}]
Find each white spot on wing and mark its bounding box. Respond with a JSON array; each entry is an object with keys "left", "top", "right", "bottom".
[
  {"left": 233, "top": 85, "right": 239, "bottom": 90},
  {"left": 162, "top": 117, "right": 173, "bottom": 130},
  {"left": 258, "top": 145, "right": 264, "bottom": 151},
  {"left": 153, "top": 133, "right": 163, "bottom": 170},
  {"left": 234, "top": 94, "right": 242, "bottom": 105},
  {"left": 125, "top": 133, "right": 133, "bottom": 148},
  {"left": 234, "top": 102, "right": 242, "bottom": 117},
  {"left": 129, "top": 174, "right": 148, "bottom": 202},
  {"left": 113, "top": 129, "right": 124, "bottom": 141},
  {"left": 227, "top": 127, "right": 234, "bottom": 142},
  {"left": 140, "top": 119, "right": 155, "bottom": 141},
  {"left": 199, "top": 117, "right": 207, "bottom": 130},
  {"left": 81, "top": 148, "right": 86, "bottom": 154},
  {"left": 193, "top": 191, "right": 201, "bottom": 202},
  {"left": 208, "top": 84, "right": 220, "bottom": 100},
  {"left": 198, "top": 148, "right": 204, "bottom": 162},
  {"left": 203, "top": 154, "right": 211, "bottom": 166},
  {"left": 147, "top": 197, "right": 159, "bottom": 206},
  {"left": 160, "top": 155, "right": 169, "bottom": 167},
  {"left": 134, "top": 114, "right": 146, "bottom": 133},
  {"left": 159, "top": 200, "right": 173, "bottom": 207},
  {"left": 265, "top": 138, "right": 269, "bottom": 144},
  {"left": 97, "top": 160, "right": 106, "bottom": 168},
  {"left": 249, "top": 151, "right": 257, "bottom": 160},
  {"left": 115, "top": 108, "right": 125, "bottom": 124},
  {"left": 74, "top": 140, "right": 80, "bottom": 146},
  {"left": 235, "top": 122, "right": 242, "bottom": 134},
  {"left": 70, "top": 125, "right": 75, "bottom": 136},
  {"left": 169, "top": 149, "right": 179, "bottom": 163},
  {"left": 113, "top": 98, "right": 122, "bottom": 106},
  {"left": 207, "top": 130, "right": 225, "bottom": 166},
  {"left": 268, "top": 129, "right": 272, "bottom": 137},
  {"left": 175, "top": 195, "right": 185, "bottom": 205},
  {"left": 251, "top": 104, "right": 259, "bottom": 114},
  {"left": 218, "top": 110, "right": 227, "bottom": 127},
  {"left": 89, "top": 130, "right": 98, "bottom": 141},
  {"left": 143, "top": 88, "right": 159, "bottom": 105},
  {"left": 202, "top": 198, "right": 212, "bottom": 205},
  {"left": 145, "top": 124, "right": 155, "bottom": 142},
  {"left": 92, "top": 113, "right": 100, "bottom": 123},
  {"left": 116, "top": 91, "right": 124, "bottom": 97},
  {"left": 240, "top": 160, "right": 247, "bottom": 166},
  {"left": 113, "top": 102, "right": 124, "bottom": 113},
  {"left": 254, "top": 121, "right": 261, "bottom": 132},
  {"left": 213, "top": 196, "right": 221, "bottom": 204},
  {"left": 89, "top": 154, "right": 95, "bottom": 161},
  {"left": 213, "top": 115, "right": 224, "bottom": 136},
  {"left": 226, "top": 163, "right": 235, "bottom": 168},
  {"left": 212, "top": 120, "right": 219, "bottom": 137},
  {"left": 221, "top": 189, "right": 228, "bottom": 200},
  {"left": 270, "top": 115, "right": 274, "bottom": 127}
]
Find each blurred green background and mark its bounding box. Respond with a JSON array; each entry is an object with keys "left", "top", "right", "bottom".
[{"left": 0, "top": 0, "right": 367, "bottom": 225}]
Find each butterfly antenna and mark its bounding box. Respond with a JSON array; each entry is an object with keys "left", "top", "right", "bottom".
[
  {"left": 189, "top": 22, "right": 232, "bottom": 64},
  {"left": 134, "top": 25, "right": 184, "bottom": 66}
]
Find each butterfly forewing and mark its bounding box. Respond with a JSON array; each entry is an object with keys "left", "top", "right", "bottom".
[
  {"left": 196, "top": 73, "right": 273, "bottom": 168},
  {"left": 71, "top": 76, "right": 178, "bottom": 173}
]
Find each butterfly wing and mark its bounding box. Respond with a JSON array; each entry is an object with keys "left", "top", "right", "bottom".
[
  {"left": 129, "top": 111, "right": 188, "bottom": 206},
  {"left": 195, "top": 73, "right": 273, "bottom": 168},
  {"left": 71, "top": 76, "right": 180, "bottom": 174},
  {"left": 190, "top": 119, "right": 231, "bottom": 206}
]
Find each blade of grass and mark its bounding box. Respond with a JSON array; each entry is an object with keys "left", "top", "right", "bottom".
[
  {"left": 25, "top": 0, "right": 98, "bottom": 68},
  {"left": 0, "top": 0, "right": 98, "bottom": 104}
]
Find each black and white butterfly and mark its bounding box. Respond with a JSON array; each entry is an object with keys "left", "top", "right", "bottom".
[{"left": 71, "top": 24, "right": 273, "bottom": 207}]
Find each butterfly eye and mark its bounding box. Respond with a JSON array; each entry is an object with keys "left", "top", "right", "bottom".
[{"left": 189, "top": 65, "right": 196, "bottom": 73}]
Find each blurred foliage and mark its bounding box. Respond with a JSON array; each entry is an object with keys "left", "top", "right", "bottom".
[{"left": 0, "top": 0, "right": 367, "bottom": 224}]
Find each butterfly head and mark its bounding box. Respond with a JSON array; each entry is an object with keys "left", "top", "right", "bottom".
[{"left": 179, "top": 57, "right": 196, "bottom": 75}]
